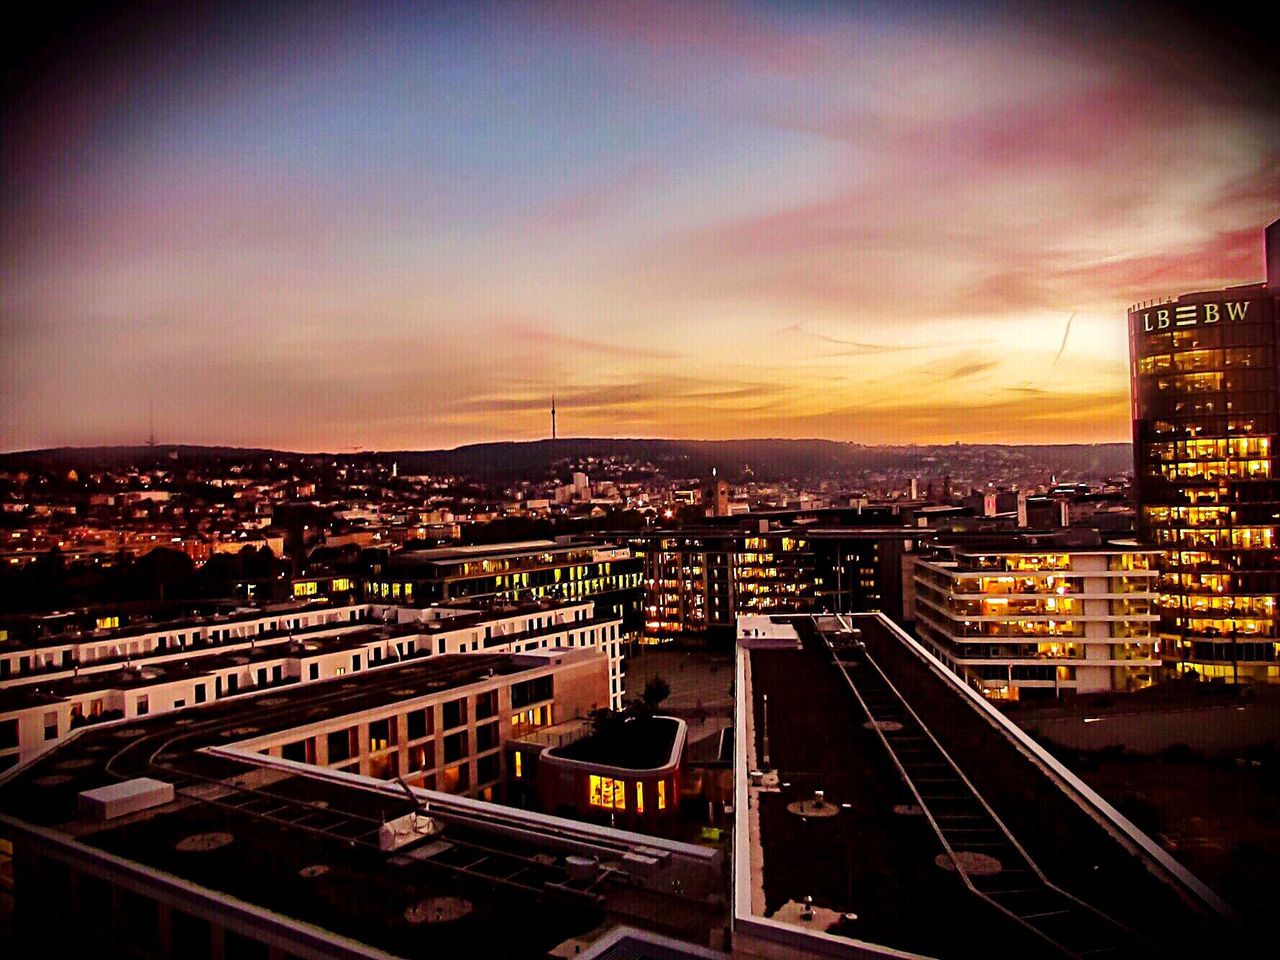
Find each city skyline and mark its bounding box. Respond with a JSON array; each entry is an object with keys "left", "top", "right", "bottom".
[{"left": 3, "top": 1, "right": 1278, "bottom": 452}]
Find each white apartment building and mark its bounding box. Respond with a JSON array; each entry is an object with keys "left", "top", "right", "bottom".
[
  {"left": 0, "top": 598, "right": 625, "bottom": 769},
  {"left": 913, "top": 541, "right": 1161, "bottom": 700}
]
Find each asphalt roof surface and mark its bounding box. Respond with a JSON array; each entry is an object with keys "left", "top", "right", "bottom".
[
  {"left": 748, "top": 630, "right": 1046, "bottom": 958},
  {"left": 747, "top": 616, "right": 1232, "bottom": 957},
  {"left": 1, "top": 649, "right": 720, "bottom": 958}
]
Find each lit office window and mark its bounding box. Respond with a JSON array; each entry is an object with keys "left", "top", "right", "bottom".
[{"left": 589, "top": 775, "right": 626, "bottom": 810}]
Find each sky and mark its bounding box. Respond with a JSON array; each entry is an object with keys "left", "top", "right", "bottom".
[{"left": 2, "top": 0, "right": 1277, "bottom": 452}]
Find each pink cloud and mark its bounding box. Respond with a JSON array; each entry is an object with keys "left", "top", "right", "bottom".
[
  {"left": 502, "top": 320, "right": 682, "bottom": 361},
  {"left": 527, "top": 164, "right": 663, "bottom": 230}
]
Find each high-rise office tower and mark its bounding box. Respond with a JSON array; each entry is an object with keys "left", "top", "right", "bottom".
[{"left": 1129, "top": 219, "right": 1280, "bottom": 683}]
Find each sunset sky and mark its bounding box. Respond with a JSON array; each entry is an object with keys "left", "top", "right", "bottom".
[{"left": 2, "top": 1, "right": 1277, "bottom": 452}]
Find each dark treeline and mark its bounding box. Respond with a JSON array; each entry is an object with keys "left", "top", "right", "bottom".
[
  {"left": 2, "top": 440, "right": 1133, "bottom": 484},
  {"left": 0, "top": 545, "right": 285, "bottom": 613}
]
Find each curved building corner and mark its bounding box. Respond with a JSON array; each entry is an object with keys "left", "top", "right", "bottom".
[{"left": 1128, "top": 217, "right": 1280, "bottom": 683}]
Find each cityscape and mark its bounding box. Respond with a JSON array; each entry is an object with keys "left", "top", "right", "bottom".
[{"left": 1, "top": 2, "right": 1277, "bottom": 958}]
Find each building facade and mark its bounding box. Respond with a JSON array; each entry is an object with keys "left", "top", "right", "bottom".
[
  {"left": 807, "top": 527, "right": 920, "bottom": 621},
  {"left": 515, "top": 715, "right": 685, "bottom": 836},
  {"left": 364, "top": 539, "right": 643, "bottom": 627},
  {"left": 235, "top": 647, "right": 608, "bottom": 803},
  {"left": 913, "top": 542, "right": 1161, "bottom": 699},
  {"left": 1129, "top": 219, "right": 1280, "bottom": 683},
  {"left": 630, "top": 522, "right": 934, "bottom": 641},
  {"left": 0, "top": 598, "right": 626, "bottom": 769},
  {"left": 629, "top": 527, "right": 815, "bottom": 641}
]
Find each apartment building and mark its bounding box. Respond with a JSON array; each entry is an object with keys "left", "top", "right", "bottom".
[
  {"left": 913, "top": 540, "right": 1161, "bottom": 699},
  {"left": 0, "top": 598, "right": 625, "bottom": 769},
  {"left": 629, "top": 527, "right": 814, "bottom": 641},
  {"left": 0, "top": 649, "right": 724, "bottom": 959}
]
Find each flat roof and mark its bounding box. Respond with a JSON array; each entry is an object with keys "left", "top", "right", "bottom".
[
  {"left": 0, "top": 598, "right": 359, "bottom": 653},
  {"left": 1, "top": 649, "right": 723, "bottom": 958},
  {"left": 390, "top": 540, "right": 619, "bottom": 566},
  {"left": 802, "top": 527, "right": 923, "bottom": 537},
  {"left": 1130, "top": 282, "right": 1269, "bottom": 311},
  {"left": 1, "top": 599, "right": 616, "bottom": 706},
  {"left": 2, "top": 611, "right": 619, "bottom": 713},
  {"left": 932, "top": 542, "right": 1156, "bottom": 556},
  {"left": 2, "top": 652, "right": 534, "bottom": 820},
  {"left": 738, "top": 615, "right": 1232, "bottom": 957},
  {"left": 547, "top": 716, "right": 681, "bottom": 771}
]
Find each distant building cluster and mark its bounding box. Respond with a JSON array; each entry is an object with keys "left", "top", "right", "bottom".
[{"left": 2, "top": 224, "right": 1276, "bottom": 960}]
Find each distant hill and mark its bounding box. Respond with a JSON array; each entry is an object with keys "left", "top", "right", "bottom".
[
  {"left": 389, "top": 439, "right": 1131, "bottom": 482},
  {"left": 1, "top": 439, "right": 1132, "bottom": 482},
  {"left": 0, "top": 445, "right": 289, "bottom": 469}
]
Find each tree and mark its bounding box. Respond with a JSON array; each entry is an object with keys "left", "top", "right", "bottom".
[
  {"left": 588, "top": 707, "right": 625, "bottom": 741},
  {"left": 642, "top": 676, "right": 671, "bottom": 711},
  {"left": 128, "top": 547, "right": 195, "bottom": 601}
]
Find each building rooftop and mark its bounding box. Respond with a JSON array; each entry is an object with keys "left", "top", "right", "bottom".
[
  {"left": 0, "top": 605, "right": 621, "bottom": 733},
  {"left": 390, "top": 539, "right": 619, "bottom": 566},
  {"left": 2, "top": 597, "right": 614, "bottom": 690},
  {"left": 548, "top": 716, "right": 682, "bottom": 771},
  {"left": 1130, "top": 282, "right": 1269, "bottom": 312},
  {"left": 0, "top": 651, "right": 724, "bottom": 958},
  {"left": 2, "top": 653, "right": 531, "bottom": 821},
  {"left": 734, "top": 614, "right": 1237, "bottom": 958},
  {"left": 0, "top": 597, "right": 360, "bottom": 653}
]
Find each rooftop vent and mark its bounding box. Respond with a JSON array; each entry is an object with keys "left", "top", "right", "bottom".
[
  {"left": 79, "top": 778, "right": 175, "bottom": 820},
  {"left": 404, "top": 896, "right": 472, "bottom": 925},
  {"left": 565, "top": 854, "right": 600, "bottom": 882},
  {"left": 175, "top": 831, "right": 233, "bottom": 852}
]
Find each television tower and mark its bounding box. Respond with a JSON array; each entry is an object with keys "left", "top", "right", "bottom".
[{"left": 551, "top": 395, "right": 557, "bottom": 441}]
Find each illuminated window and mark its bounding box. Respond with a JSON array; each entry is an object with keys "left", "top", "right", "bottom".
[
  {"left": 589, "top": 775, "right": 627, "bottom": 810},
  {"left": 95, "top": 616, "right": 120, "bottom": 630},
  {"left": 443, "top": 764, "right": 469, "bottom": 794},
  {"left": 369, "top": 718, "right": 396, "bottom": 752},
  {"left": 636, "top": 781, "right": 644, "bottom": 814},
  {"left": 514, "top": 750, "right": 523, "bottom": 778},
  {"left": 332, "top": 577, "right": 352, "bottom": 592},
  {"left": 656, "top": 780, "right": 666, "bottom": 810}
]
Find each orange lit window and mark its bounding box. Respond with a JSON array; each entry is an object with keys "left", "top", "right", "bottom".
[
  {"left": 514, "top": 751, "right": 523, "bottom": 778},
  {"left": 656, "top": 780, "right": 666, "bottom": 810},
  {"left": 636, "top": 782, "right": 645, "bottom": 814},
  {"left": 588, "top": 775, "right": 626, "bottom": 810}
]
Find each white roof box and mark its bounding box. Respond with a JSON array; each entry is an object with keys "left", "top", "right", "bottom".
[{"left": 78, "top": 777, "right": 175, "bottom": 820}]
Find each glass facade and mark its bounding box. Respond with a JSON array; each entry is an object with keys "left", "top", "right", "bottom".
[{"left": 1129, "top": 286, "right": 1280, "bottom": 682}]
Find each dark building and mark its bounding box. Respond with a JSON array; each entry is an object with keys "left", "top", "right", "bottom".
[
  {"left": 807, "top": 526, "right": 919, "bottom": 620},
  {"left": 627, "top": 525, "right": 815, "bottom": 641},
  {"left": 362, "top": 539, "right": 644, "bottom": 629},
  {"left": 702, "top": 476, "right": 731, "bottom": 517},
  {"left": 1129, "top": 218, "right": 1280, "bottom": 683},
  {"left": 627, "top": 521, "right": 933, "bottom": 641}
]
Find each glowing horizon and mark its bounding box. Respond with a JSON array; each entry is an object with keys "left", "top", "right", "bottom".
[{"left": 2, "top": 1, "right": 1277, "bottom": 453}]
